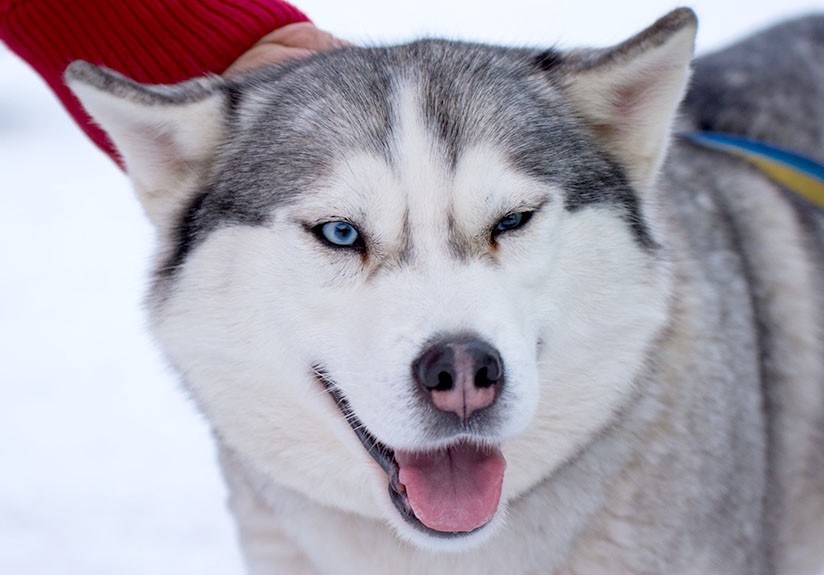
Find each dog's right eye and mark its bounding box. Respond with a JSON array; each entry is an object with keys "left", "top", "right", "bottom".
[{"left": 313, "top": 221, "right": 364, "bottom": 249}]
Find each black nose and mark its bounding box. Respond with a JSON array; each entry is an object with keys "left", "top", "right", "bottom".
[{"left": 412, "top": 337, "right": 504, "bottom": 421}]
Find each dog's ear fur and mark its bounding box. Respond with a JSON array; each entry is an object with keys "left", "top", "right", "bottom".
[
  {"left": 558, "top": 8, "right": 697, "bottom": 191},
  {"left": 65, "top": 62, "right": 226, "bottom": 229}
]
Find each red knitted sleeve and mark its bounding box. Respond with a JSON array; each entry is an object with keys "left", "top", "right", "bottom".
[{"left": 0, "top": 0, "right": 310, "bottom": 165}]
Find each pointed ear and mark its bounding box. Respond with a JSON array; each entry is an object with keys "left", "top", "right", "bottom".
[
  {"left": 65, "top": 61, "right": 227, "bottom": 228},
  {"left": 559, "top": 8, "right": 697, "bottom": 190}
]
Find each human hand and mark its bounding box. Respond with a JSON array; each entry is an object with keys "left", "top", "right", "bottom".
[{"left": 223, "top": 22, "right": 348, "bottom": 77}]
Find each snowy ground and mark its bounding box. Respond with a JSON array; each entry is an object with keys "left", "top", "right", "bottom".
[{"left": 2, "top": 1, "right": 822, "bottom": 573}]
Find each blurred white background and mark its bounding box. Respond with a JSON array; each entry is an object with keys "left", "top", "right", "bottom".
[{"left": 2, "top": 1, "right": 823, "bottom": 573}]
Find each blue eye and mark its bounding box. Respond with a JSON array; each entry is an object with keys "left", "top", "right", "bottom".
[
  {"left": 317, "top": 221, "right": 362, "bottom": 248},
  {"left": 494, "top": 211, "right": 533, "bottom": 235}
]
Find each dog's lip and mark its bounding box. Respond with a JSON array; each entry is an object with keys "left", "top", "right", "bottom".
[{"left": 312, "top": 366, "right": 489, "bottom": 539}]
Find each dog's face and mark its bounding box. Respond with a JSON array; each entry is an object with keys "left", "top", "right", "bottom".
[{"left": 68, "top": 9, "right": 695, "bottom": 550}]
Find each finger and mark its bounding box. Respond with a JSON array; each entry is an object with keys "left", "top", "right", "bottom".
[
  {"left": 223, "top": 45, "right": 313, "bottom": 77},
  {"left": 256, "top": 22, "right": 349, "bottom": 52}
]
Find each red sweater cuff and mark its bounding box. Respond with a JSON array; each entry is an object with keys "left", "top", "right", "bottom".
[{"left": 0, "top": 0, "right": 310, "bottom": 165}]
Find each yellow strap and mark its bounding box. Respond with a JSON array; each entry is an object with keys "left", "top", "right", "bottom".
[{"left": 734, "top": 152, "right": 824, "bottom": 209}]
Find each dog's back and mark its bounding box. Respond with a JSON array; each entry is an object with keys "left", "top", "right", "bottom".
[
  {"left": 664, "top": 17, "right": 824, "bottom": 573},
  {"left": 683, "top": 15, "right": 824, "bottom": 161}
]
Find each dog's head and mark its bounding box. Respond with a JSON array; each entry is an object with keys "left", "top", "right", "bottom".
[{"left": 67, "top": 9, "right": 695, "bottom": 550}]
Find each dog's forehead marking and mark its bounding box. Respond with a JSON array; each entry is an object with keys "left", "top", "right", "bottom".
[
  {"left": 388, "top": 78, "right": 559, "bottom": 264},
  {"left": 390, "top": 80, "right": 453, "bottom": 262}
]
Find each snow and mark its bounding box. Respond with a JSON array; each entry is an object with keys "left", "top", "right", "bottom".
[
  {"left": 1, "top": 1, "right": 822, "bottom": 573},
  {"left": 0, "top": 38, "right": 243, "bottom": 575}
]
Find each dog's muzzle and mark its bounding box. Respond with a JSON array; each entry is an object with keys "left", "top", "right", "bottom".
[{"left": 313, "top": 345, "right": 507, "bottom": 537}]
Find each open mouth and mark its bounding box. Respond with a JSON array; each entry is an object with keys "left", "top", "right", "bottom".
[{"left": 314, "top": 367, "right": 506, "bottom": 537}]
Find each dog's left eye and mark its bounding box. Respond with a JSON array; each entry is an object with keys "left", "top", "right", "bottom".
[
  {"left": 315, "top": 221, "right": 363, "bottom": 249},
  {"left": 494, "top": 211, "right": 534, "bottom": 235}
]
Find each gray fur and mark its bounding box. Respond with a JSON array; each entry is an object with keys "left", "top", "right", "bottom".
[
  {"left": 681, "top": 15, "right": 824, "bottom": 162},
  {"left": 65, "top": 60, "right": 223, "bottom": 106},
  {"left": 156, "top": 38, "right": 658, "bottom": 280},
  {"left": 66, "top": 10, "right": 824, "bottom": 575},
  {"left": 669, "top": 15, "right": 824, "bottom": 573}
]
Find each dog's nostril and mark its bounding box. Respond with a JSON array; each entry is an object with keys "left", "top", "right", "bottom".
[
  {"left": 436, "top": 371, "right": 453, "bottom": 391},
  {"left": 475, "top": 366, "right": 492, "bottom": 388}
]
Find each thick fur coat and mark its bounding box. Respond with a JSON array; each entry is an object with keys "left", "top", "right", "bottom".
[{"left": 67, "top": 9, "right": 824, "bottom": 574}]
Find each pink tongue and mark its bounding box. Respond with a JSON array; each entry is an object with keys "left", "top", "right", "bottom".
[{"left": 395, "top": 444, "right": 506, "bottom": 533}]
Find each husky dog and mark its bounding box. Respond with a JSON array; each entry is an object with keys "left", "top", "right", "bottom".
[{"left": 66, "top": 8, "right": 824, "bottom": 574}]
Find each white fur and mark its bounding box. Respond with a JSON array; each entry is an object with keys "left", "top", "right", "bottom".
[
  {"left": 67, "top": 11, "right": 708, "bottom": 573},
  {"left": 148, "top": 77, "right": 673, "bottom": 554},
  {"left": 66, "top": 74, "right": 225, "bottom": 229}
]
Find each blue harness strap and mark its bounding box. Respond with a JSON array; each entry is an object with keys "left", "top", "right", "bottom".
[{"left": 679, "top": 131, "right": 824, "bottom": 210}]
